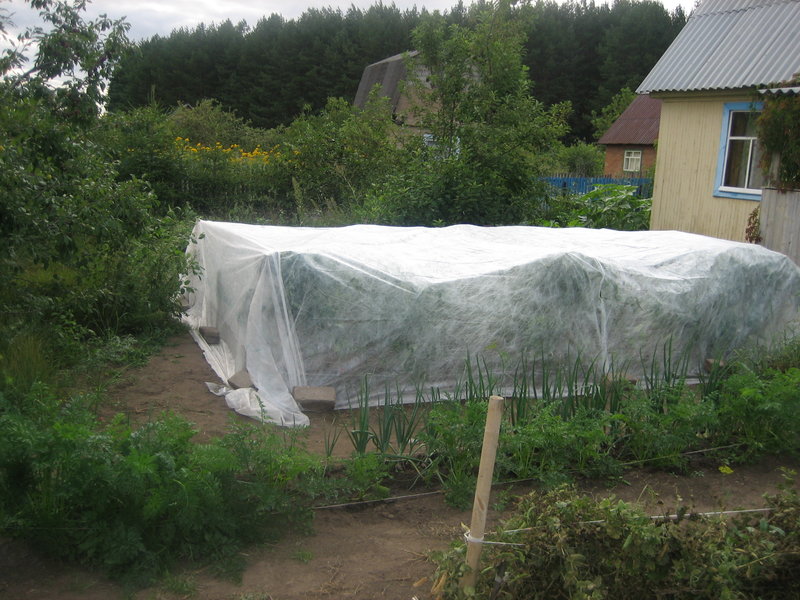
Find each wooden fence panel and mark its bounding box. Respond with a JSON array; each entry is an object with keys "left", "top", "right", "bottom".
[{"left": 761, "top": 188, "right": 800, "bottom": 265}]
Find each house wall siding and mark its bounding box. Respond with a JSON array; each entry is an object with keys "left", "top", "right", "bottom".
[
  {"left": 603, "top": 145, "right": 657, "bottom": 177},
  {"left": 650, "top": 93, "right": 759, "bottom": 242}
]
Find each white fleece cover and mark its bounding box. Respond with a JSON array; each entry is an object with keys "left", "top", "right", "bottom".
[{"left": 183, "top": 221, "right": 800, "bottom": 427}]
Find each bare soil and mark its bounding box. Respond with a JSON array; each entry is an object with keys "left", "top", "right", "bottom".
[{"left": 2, "top": 332, "right": 798, "bottom": 600}]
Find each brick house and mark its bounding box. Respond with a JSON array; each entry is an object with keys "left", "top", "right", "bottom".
[{"left": 598, "top": 94, "right": 661, "bottom": 177}]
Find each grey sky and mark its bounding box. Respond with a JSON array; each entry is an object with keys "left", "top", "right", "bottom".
[{"left": 3, "top": 0, "right": 692, "bottom": 42}]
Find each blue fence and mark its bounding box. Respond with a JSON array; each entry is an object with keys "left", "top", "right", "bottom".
[{"left": 543, "top": 176, "right": 653, "bottom": 197}]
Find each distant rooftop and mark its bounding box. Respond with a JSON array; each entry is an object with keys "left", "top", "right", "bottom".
[
  {"left": 637, "top": 0, "right": 800, "bottom": 94},
  {"left": 353, "top": 51, "right": 418, "bottom": 111},
  {"left": 598, "top": 94, "right": 661, "bottom": 146}
]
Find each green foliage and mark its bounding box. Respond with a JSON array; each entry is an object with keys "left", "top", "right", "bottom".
[
  {"left": 714, "top": 367, "right": 800, "bottom": 459},
  {"left": 106, "top": 1, "right": 684, "bottom": 140},
  {"left": 757, "top": 82, "right": 800, "bottom": 190},
  {"left": 168, "top": 99, "right": 270, "bottom": 150},
  {"left": 0, "top": 386, "right": 325, "bottom": 585},
  {"left": 346, "top": 335, "right": 800, "bottom": 508},
  {"left": 95, "top": 104, "right": 187, "bottom": 209},
  {"left": 419, "top": 399, "right": 488, "bottom": 507},
  {"left": 433, "top": 482, "right": 800, "bottom": 599},
  {"left": 498, "top": 406, "right": 614, "bottom": 486},
  {"left": 616, "top": 387, "right": 717, "bottom": 470},
  {"left": 281, "top": 92, "right": 403, "bottom": 217},
  {"left": 541, "top": 184, "right": 652, "bottom": 230},
  {"left": 2, "top": 1, "right": 131, "bottom": 122},
  {"left": 557, "top": 141, "right": 605, "bottom": 176},
  {"left": 342, "top": 453, "right": 391, "bottom": 501},
  {"left": 591, "top": 86, "right": 636, "bottom": 140},
  {"left": 1, "top": 2, "right": 196, "bottom": 360},
  {"left": 364, "top": 3, "right": 569, "bottom": 226}
]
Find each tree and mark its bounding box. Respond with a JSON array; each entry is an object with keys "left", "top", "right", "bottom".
[
  {"left": 1, "top": 1, "right": 190, "bottom": 350},
  {"left": 591, "top": 87, "right": 636, "bottom": 140},
  {"left": 368, "top": 1, "right": 569, "bottom": 226},
  {"left": 597, "top": 0, "right": 686, "bottom": 108}
]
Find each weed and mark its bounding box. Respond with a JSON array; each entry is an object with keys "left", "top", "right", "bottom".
[
  {"left": 292, "top": 549, "right": 313, "bottom": 563},
  {"left": 433, "top": 483, "right": 800, "bottom": 599},
  {"left": 343, "top": 453, "right": 390, "bottom": 500},
  {"left": 161, "top": 572, "right": 197, "bottom": 597}
]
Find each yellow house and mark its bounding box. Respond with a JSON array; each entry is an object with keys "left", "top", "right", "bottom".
[{"left": 637, "top": 0, "right": 800, "bottom": 241}]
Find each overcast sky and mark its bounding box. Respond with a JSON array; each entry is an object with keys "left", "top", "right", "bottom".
[{"left": 3, "top": 0, "right": 693, "bottom": 42}]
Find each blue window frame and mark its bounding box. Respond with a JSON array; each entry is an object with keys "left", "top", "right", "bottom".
[{"left": 714, "top": 101, "right": 764, "bottom": 201}]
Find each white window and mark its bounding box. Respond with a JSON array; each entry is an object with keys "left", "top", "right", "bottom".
[
  {"left": 623, "top": 150, "right": 642, "bottom": 173},
  {"left": 715, "top": 103, "right": 764, "bottom": 200}
]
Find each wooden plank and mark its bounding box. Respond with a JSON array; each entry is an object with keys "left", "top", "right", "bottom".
[
  {"left": 461, "top": 395, "right": 504, "bottom": 593},
  {"left": 762, "top": 188, "right": 800, "bottom": 264}
]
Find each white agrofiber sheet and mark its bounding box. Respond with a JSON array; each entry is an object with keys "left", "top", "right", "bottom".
[{"left": 184, "top": 220, "right": 800, "bottom": 427}]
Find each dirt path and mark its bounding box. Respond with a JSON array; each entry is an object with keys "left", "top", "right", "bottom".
[{"left": 2, "top": 332, "right": 798, "bottom": 600}]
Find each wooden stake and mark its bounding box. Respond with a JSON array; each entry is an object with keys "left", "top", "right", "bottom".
[{"left": 460, "top": 395, "right": 504, "bottom": 592}]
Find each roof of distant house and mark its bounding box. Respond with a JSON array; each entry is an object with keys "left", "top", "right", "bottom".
[
  {"left": 637, "top": 0, "right": 800, "bottom": 94},
  {"left": 598, "top": 94, "right": 661, "bottom": 146},
  {"left": 353, "top": 51, "right": 418, "bottom": 111}
]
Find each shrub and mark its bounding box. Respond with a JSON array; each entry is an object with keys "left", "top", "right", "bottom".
[
  {"left": 557, "top": 142, "right": 605, "bottom": 176},
  {"left": 541, "top": 184, "right": 652, "bottom": 230},
  {"left": 0, "top": 385, "right": 324, "bottom": 585},
  {"left": 758, "top": 81, "right": 800, "bottom": 191},
  {"left": 713, "top": 367, "right": 800, "bottom": 459},
  {"left": 432, "top": 482, "right": 800, "bottom": 599}
]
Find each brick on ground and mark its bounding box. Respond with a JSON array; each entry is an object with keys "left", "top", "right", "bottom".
[{"left": 293, "top": 386, "right": 336, "bottom": 412}]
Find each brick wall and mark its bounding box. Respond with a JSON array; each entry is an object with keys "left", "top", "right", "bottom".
[{"left": 603, "top": 145, "right": 657, "bottom": 177}]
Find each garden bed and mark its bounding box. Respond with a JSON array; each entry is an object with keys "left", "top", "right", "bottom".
[{"left": 2, "top": 332, "right": 798, "bottom": 600}]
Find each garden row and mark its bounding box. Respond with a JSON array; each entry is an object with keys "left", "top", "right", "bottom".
[{"left": 1, "top": 334, "right": 799, "bottom": 587}]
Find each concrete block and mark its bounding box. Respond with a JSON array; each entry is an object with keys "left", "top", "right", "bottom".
[
  {"left": 293, "top": 386, "right": 336, "bottom": 412},
  {"left": 199, "top": 326, "right": 220, "bottom": 345},
  {"left": 228, "top": 369, "right": 254, "bottom": 390}
]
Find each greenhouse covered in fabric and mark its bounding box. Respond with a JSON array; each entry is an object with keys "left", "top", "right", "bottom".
[{"left": 183, "top": 220, "right": 800, "bottom": 427}]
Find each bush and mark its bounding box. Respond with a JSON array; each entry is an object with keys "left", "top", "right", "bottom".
[
  {"left": 0, "top": 385, "right": 325, "bottom": 585},
  {"left": 432, "top": 482, "right": 800, "bottom": 599},
  {"left": 557, "top": 142, "right": 605, "bottom": 176},
  {"left": 96, "top": 105, "right": 187, "bottom": 210},
  {"left": 540, "top": 184, "right": 652, "bottom": 230},
  {"left": 714, "top": 367, "right": 800, "bottom": 459},
  {"left": 280, "top": 92, "right": 403, "bottom": 218}
]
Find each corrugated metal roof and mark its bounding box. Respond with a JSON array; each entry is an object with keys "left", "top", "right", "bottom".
[
  {"left": 637, "top": 0, "right": 800, "bottom": 94},
  {"left": 598, "top": 94, "right": 662, "bottom": 145},
  {"left": 353, "top": 51, "right": 417, "bottom": 110}
]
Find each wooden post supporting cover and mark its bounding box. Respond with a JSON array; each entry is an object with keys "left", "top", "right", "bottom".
[{"left": 461, "top": 395, "right": 504, "bottom": 592}]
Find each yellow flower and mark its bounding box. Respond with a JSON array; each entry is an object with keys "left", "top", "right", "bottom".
[{"left": 718, "top": 465, "right": 734, "bottom": 475}]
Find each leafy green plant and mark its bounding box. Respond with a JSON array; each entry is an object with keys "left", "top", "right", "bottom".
[
  {"left": 432, "top": 482, "right": 800, "bottom": 599},
  {"left": 758, "top": 80, "right": 800, "bottom": 190},
  {"left": 576, "top": 184, "right": 652, "bottom": 230},
  {"left": 0, "top": 383, "right": 328, "bottom": 586},
  {"left": 557, "top": 141, "right": 604, "bottom": 176},
  {"left": 392, "top": 389, "right": 427, "bottom": 456},
  {"left": 616, "top": 387, "right": 716, "bottom": 470},
  {"left": 591, "top": 87, "right": 636, "bottom": 140},
  {"left": 343, "top": 453, "right": 390, "bottom": 501},
  {"left": 418, "top": 398, "right": 488, "bottom": 507},
  {"left": 713, "top": 367, "right": 800, "bottom": 459}
]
